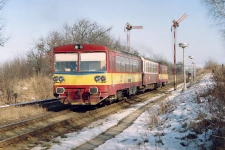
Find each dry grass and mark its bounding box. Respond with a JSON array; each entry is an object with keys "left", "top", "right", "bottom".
[
  {"left": 202, "top": 67, "right": 225, "bottom": 149},
  {"left": 29, "top": 75, "right": 53, "bottom": 100},
  {"left": 159, "top": 101, "right": 173, "bottom": 115},
  {"left": 1, "top": 75, "right": 53, "bottom": 104},
  {"left": 0, "top": 105, "right": 46, "bottom": 124},
  {"left": 198, "top": 68, "right": 212, "bottom": 75},
  {"left": 168, "top": 74, "right": 183, "bottom": 83},
  {"left": 0, "top": 76, "right": 52, "bottom": 123},
  {"left": 147, "top": 100, "right": 175, "bottom": 130}
]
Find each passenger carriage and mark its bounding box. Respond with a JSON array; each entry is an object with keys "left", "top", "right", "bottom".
[
  {"left": 140, "top": 57, "right": 168, "bottom": 92},
  {"left": 140, "top": 57, "right": 159, "bottom": 92},
  {"left": 158, "top": 63, "right": 168, "bottom": 87}
]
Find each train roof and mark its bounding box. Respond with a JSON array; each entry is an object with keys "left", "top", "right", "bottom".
[
  {"left": 140, "top": 56, "right": 168, "bottom": 67},
  {"left": 53, "top": 44, "right": 108, "bottom": 52},
  {"left": 53, "top": 44, "right": 140, "bottom": 58},
  {"left": 140, "top": 56, "right": 158, "bottom": 64}
]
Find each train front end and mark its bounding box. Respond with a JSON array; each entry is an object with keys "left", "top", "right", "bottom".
[{"left": 53, "top": 44, "right": 110, "bottom": 105}]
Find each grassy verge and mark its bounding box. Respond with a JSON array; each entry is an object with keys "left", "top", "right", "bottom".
[{"left": 0, "top": 105, "right": 46, "bottom": 124}]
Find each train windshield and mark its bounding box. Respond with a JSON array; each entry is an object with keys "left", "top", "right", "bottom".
[
  {"left": 80, "top": 52, "right": 106, "bottom": 72},
  {"left": 54, "top": 53, "right": 78, "bottom": 72}
]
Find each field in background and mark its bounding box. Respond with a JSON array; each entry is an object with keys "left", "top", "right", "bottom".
[{"left": 0, "top": 75, "right": 52, "bottom": 105}]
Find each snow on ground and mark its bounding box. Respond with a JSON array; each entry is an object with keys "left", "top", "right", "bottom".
[
  {"left": 32, "top": 73, "right": 214, "bottom": 150},
  {"left": 0, "top": 104, "right": 10, "bottom": 108}
]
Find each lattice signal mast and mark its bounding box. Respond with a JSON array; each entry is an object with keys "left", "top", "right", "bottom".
[
  {"left": 172, "top": 13, "right": 187, "bottom": 90},
  {"left": 125, "top": 23, "right": 143, "bottom": 52}
]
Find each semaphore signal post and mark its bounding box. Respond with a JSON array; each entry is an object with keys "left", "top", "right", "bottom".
[
  {"left": 125, "top": 23, "right": 143, "bottom": 52},
  {"left": 171, "top": 13, "right": 187, "bottom": 90}
]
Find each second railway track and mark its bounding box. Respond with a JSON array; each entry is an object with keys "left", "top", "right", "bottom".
[{"left": 0, "top": 78, "right": 192, "bottom": 149}]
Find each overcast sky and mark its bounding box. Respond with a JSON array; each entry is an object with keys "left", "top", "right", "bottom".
[{"left": 1, "top": 0, "right": 224, "bottom": 67}]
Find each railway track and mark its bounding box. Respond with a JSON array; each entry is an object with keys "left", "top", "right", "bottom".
[
  {"left": 0, "top": 78, "right": 190, "bottom": 149},
  {"left": 0, "top": 98, "right": 60, "bottom": 111}
]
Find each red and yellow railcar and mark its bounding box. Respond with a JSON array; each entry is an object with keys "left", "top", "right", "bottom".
[{"left": 53, "top": 44, "right": 142, "bottom": 105}]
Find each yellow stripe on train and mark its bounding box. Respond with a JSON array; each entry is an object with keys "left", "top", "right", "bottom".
[
  {"left": 53, "top": 73, "right": 142, "bottom": 85},
  {"left": 159, "top": 74, "right": 168, "bottom": 80}
]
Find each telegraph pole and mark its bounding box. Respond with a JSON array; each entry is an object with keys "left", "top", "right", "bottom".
[
  {"left": 171, "top": 13, "right": 187, "bottom": 90},
  {"left": 125, "top": 23, "right": 143, "bottom": 52}
]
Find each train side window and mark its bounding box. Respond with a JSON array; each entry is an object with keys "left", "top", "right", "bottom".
[
  {"left": 139, "top": 60, "right": 141, "bottom": 72},
  {"left": 145, "top": 62, "right": 146, "bottom": 72},
  {"left": 150, "top": 63, "right": 153, "bottom": 73},
  {"left": 121, "top": 56, "right": 125, "bottom": 72},
  {"left": 154, "top": 63, "right": 156, "bottom": 73},
  {"left": 149, "top": 63, "right": 152, "bottom": 73},
  {"left": 129, "top": 59, "right": 132, "bottom": 72},
  {"left": 156, "top": 64, "right": 158, "bottom": 73},
  {"left": 110, "top": 55, "right": 114, "bottom": 71},
  {"left": 137, "top": 60, "right": 139, "bottom": 72},
  {"left": 145, "top": 62, "right": 147, "bottom": 72},
  {"left": 155, "top": 63, "right": 156, "bottom": 73},
  {"left": 145, "top": 61, "right": 147, "bottom": 72},
  {"left": 126, "top": 58, "right": 129, "bottom": 72},
  {"left": 146, "top": 62, "right": 147, "bottom": 72},
  {"left": 116, "top": 56, "right": 120, "bottom": 72},
  {"left": 134, "top": 60, "right": 137, "bottom": 72},
  {"left": 146, "top": 62, "right": 148, "bottom": 73},
  {"left": 136, "top": 60, "right": 138, "bottom": 72}
]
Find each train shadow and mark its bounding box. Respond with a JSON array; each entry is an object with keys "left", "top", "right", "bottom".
[{"left": 46, "top": 88, "right": 160, "bottom": 113}]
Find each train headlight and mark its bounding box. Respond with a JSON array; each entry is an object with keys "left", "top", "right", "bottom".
[
  {"left": 56, "top": 87, "right": 65, "bottom": 94},
  {"left": 74, "top": 44, "right": 83, "bottom": 50},
  {"left": 101, "top": 76, "right": 106, "bottom": 82},
  {"left": 89, "top": 87, "right": 98, "bottom": 94},
  {"left": 94, "top": 76, "right": 100, "bottom": 82},
  {"left": 59, "top": 76, "right": 65, "bottom": 82},
  {"left": 53, "top": 76, "right": 59, "bottom": 82}
]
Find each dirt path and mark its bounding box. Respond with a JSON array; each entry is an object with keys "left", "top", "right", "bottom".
[{"left": 75, "top": 94, "right": 170, "bottom": 150}]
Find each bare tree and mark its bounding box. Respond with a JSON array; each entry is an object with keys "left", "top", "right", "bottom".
[
  {"left": 29, "top": 19, "right": 134, "bottom": 75},
  {"left": 27, "top": 48, "right": 51, "bottom": 76},
  {"left": 202, "top": 0, "right": 225, "bottom": 38},
  {"left": 0, "top": 61, "right": 17, "bottom": 103},
  {"left": 34, "top": 19, "right": 113, "bottom": 54},
  {"left": 62, "top": 19, "right": 112, "bottom": 44},
  {"left": 204, "top": 58, "right": 219, "bottom": 71},
  {"left": 0, "top": 0, "right": 8, "bottom": 46}
]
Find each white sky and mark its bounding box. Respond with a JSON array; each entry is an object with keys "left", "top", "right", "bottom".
[
  {"left": 1, "top": 0, "right": 224, "bottom": 66},
  {"left": 31, "top": 73, "right": 214, "bottom": 150}
]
